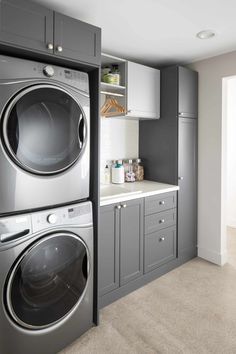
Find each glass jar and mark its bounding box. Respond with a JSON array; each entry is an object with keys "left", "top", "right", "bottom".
[{"left": 134, "top": 158, "right": 144, "bottom": 181}]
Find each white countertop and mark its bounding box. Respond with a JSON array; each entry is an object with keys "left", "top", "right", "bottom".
[{"left": 100, "top": 180, "right": 179, "bottom": 206}]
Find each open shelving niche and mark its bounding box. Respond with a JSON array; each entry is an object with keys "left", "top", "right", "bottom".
[{"left": 101, "top": 53, "right": 127, "bottom": 118}]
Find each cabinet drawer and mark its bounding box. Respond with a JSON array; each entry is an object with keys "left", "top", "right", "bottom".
[
  {"left": 145, "top": 192, "right": 176, "bottom": 216},
  {"left": 145, "top": 209, "right": 176, "bottom": 234},
  {"left": 144, "top": 226, "right": 176, "bottom": 273}
]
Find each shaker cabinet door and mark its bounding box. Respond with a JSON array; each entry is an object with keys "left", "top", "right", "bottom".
[
  {"left": 99, "top": 204, "right": 120, "bottom": 296},
  {"left": 126, "top": 61, "right": 160, "bottom": 119},
  {"left": 178, "top": 117, "right": 197, "bottom": 255},
  {"left": 54, "top": 12, "right": 101, "bottom": 65},
  {"left": 120, "top": 199, "right": 144, "bottom": 286},
  {"left": 0, "top": 0, "right": 53, "bottom": 53},
  {"left": 178, "top": 66, "right": 198, "bottom": 118}
]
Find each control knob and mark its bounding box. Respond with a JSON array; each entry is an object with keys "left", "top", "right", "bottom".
[
  {"left": 47, "top": 214, "right": 57, "bottom": 224},
  {"left": 43, "top": 65, "right": 54, "bottom": 77}
]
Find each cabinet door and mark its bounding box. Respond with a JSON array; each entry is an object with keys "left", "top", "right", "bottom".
[
  {"left": 120, "top": 199, "right": 144, "bottom": 286},
  {"left": 178, "top": 67, "right": 198, "bottom": 118},
  {"left": 178, "top": 118, "right": 197, "bottom": 256},
  {"left": 144, "top": 226, "right": 176, "bottom": 273},
  {"left": 54, "top": 12, "right": 101, "bottom": 65},
  {"left": 99, "top": 204, "right": 119, "bottom": 296},
  {"left": 0, "top": 0, "right": 53, "bottom": 53},
  {"left": 126, "top": 61, "right": 160, "bottom": 119}
]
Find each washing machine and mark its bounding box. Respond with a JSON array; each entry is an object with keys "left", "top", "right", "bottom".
[
  {"left": 0, "top": 201, "right": 93, "bottom": 354},
  {"left": 0, "top": 54, "right": 90, "bottom": 215}
]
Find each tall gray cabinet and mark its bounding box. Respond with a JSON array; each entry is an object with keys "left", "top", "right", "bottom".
[{"left": 139, "top": 66, "right": 198, "bottom": 261}]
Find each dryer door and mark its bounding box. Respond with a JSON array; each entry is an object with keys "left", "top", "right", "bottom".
[
  {"left": 2, "top": 84, "right": 87, "bottom": 175},
  {"left": 5, "top": 233, "right": 90, "bottom": 329}
]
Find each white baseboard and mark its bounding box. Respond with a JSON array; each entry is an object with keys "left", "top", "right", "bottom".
[
  {"left": 198, "top": 247, "right": 227, "bottom": 266},
  {"left": 227, "top": 219, "right": 236, "bottom": 228}
]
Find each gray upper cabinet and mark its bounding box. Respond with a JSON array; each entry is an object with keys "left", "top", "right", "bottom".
[
  {"left": 0, "top": 0, "right": 101, "bottom": 65},
  {"left": 99, "top": 204, "right": 119, "bottom": 296},
  {"left": 126, "top": 61, "right": 160, "bottom": 119},
  {"left": 120, "top": 199, "right": 144, "bottom": 286},
  {"left": 0, "top": 0, "right": 53, "bottom": 53},
  {"left": 178, "top": 66, "right": 198, "bottom": 118},
  {"left": 54, "top": 12, "right": 101, "bottom": 65}
]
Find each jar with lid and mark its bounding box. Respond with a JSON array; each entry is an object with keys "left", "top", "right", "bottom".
[
  {"left": 125, "top": 159, "right": 135, "bottom": 182},
  {"left": 133, "top": 158, "right": 144, "bottom": 181}
]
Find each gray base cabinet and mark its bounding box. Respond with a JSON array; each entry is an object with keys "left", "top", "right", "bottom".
[
  {"left": 99, "top": 192, "right": 177, "bottom": 308},
  {"left": 0, "top": 0, "right": 101, "bottom": 65},
  {"left": 99, "top": 204, "right": 119, "bottom": 296},
  {"left": 99, "top": 198, "right": 144, "bottom": 297},
  {"left": 120, "top": 199, "right": 143, "bottom": 285}
]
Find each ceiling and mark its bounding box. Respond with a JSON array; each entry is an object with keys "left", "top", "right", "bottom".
[{"left": 34, "top": 0, "right": 236, "bottom": 67}]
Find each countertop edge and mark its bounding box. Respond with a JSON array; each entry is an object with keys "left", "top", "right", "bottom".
[{"left": 100, "top": 186, "right": 179, "bottom": 206}]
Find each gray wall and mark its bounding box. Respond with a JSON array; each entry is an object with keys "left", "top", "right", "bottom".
[{"left": 189, "top": 50, "right": 236, "bottom": 265}]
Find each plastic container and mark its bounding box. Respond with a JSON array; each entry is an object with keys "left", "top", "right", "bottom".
[
  {"left": 125, "top": 159, "right": 135, "bottom": 182},
  {"left": 133, "top": 158, "right": 144, "bottom": 181},
  {"left": 112, "top": 160, "right": 125, "bottom": 184},
  {"left": 104, "top": 164, "right": 111, "bottom": 184}
]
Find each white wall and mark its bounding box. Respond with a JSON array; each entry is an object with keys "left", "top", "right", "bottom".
[
  {"left": 189, "top": 50, "right": 236, "bottom": 265},
  {"left": 100, "top": 118, "right": 139, "bottom": 178},
  {"left": 225, "top": 78, "right": 236, "bottom": 228}
]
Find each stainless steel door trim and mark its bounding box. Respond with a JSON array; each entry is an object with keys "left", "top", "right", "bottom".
[
  {"left": 0, "top": 79, "right": 90, "bottom": 98},
  {"left": 2, "top": 83, "right": 88, "bottom": 176},
  {"left": 5, "top": 232, "right": 91, "bottom": 331}
]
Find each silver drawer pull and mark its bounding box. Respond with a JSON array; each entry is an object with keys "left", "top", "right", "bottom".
[
  {"left": 116, "top": 205, "right": 121, "bottom": 210},
  {"left": 122, "top": 204, "right": 127, "bottom": 208},
  {"left": 159, "top": 201, "right": 165, "bottom": 205},
  {"left": 159, "top": 219, "right": 165, "bottom": 224},
  {"left": 159, "top": 237, "right": 165, "bottom": 242},
  {"left": 178, "top": 176, "right": 184, "bottom": 180}
]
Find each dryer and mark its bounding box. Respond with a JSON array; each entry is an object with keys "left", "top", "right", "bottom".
[
  {"left": 0, "top": 55, "right": 90, "bottom": 215},
  {"left": 0, "top": 201, "right": 93, "bottom": 354}
]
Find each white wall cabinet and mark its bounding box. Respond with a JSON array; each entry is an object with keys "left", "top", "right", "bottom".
[
  {"left": 101, "top": 54, "right": 160, "bottom": 120},
  {"left": 126, "top": 61, "right": 160, "bottom": 119}
]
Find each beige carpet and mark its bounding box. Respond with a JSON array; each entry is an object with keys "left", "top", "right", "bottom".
[{"left": 60, "top": 229, "right": 236, "bottom": 354}]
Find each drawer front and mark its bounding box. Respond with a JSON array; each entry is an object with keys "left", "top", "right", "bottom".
[
  {"left": 144, "top": 226, "right": 176, "bottom": 273},
  {"left": 145, "top": 209, "right": 176, "bottom": 234},
  {"left": 145, "top": 192, "right": 176, "bottom": 216}
]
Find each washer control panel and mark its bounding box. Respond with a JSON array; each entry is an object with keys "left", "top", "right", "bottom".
[{"left": 32, "top": 201, "right": 93, "bottom": 233}]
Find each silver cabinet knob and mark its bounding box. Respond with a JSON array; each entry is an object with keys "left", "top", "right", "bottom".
[
  {"left": 178, "top": 176, "right": 184, "bottom": 180},
  {"left": 47, "top": 43, "right": 54, "bottom": 50},
  {"left": 159, "top": 201, "right": 165, "bottom": 205},
  {"left": 122, "top": 204, "right": 127, "bottom": 208},
  {"left": 159, "top": 219, "right": 165, "bottom": 224},
  {"left": 116, "top": 205, "right": 121, "bottom": 210},
  {"left": 47, "top": 214, "right": 57, "bottom": 224},
  {"left": 56, "top": 45, "right": 63, "bottom": 52},
  {"left": 159, "top": 237, "right": 165, "bottom": 241}
]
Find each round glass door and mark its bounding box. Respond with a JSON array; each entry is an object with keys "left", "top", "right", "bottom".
[
  {"left": 5, "top": 233, "right": 89, "bottom": 329},
  {"left": 2, "top": 85, "right": 87, "bottom": 175}
]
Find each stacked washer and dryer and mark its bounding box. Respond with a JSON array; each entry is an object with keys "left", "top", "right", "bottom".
[{"left": 0, "top": 55, "right": 94, "bottom": 354}]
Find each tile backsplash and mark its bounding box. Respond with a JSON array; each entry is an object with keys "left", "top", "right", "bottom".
[{"left": 100, "top": 118, "right": 139, "bottom": 175}]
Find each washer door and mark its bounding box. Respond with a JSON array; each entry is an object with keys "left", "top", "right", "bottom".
[
  {"left": 5, "top": 233, "right": 89, "bottom": 330},
  {"left": 2, "top": 84, "right": 87, "bottom": 175}
]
